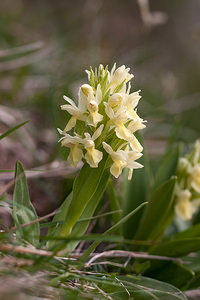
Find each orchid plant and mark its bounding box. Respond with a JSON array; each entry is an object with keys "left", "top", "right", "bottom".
[
  {"left": 175, "top": 140, "right": 200, "bottom": 220},
  {"left": 47, "top": 64, "right": 146, "bottom": 249}
]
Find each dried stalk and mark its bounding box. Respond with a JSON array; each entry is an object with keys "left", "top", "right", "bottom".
[{"left": 86, "top": 250, "right": 182, "bottom": 267}]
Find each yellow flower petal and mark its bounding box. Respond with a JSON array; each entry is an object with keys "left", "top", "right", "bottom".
[
  {"left": 110, "top": 159, "right": 126, "bottom": 178},
  {"left": 85, "top": 147, "right": 103, "bottom": 168},
  {"left": 63, "top": 116, "right": 77, "bottom": 133},
  {"left": 69, "top": 145, "right": 83, "bottom": 168},
  {"left": 130, "top": 136, "right": 143, "bottom": 152},
  {"left": 115, "top": 121, "right": 133, "bottom": 141}
]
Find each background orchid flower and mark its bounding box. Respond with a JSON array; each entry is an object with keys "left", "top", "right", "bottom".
[{"left": 175, "top": 139, "right": 200, "bottom": 220}]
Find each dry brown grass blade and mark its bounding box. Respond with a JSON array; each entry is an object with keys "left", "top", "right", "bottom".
[
  {"left": 184, "top": 289, "right": 200, "bottom": 299},
  {"left": 0, "top": 161, "right": 80, "bottom": 181},
  {"left": 0, "top": 244, "right": 53, "bottom": 257},
  {"left": 0, "top": 41, "right": 44, "bottom": 58},
  {"left": 86, "top": 250, "right": 183, "bottom": 267}
]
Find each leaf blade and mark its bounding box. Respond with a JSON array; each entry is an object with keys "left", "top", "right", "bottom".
[
  {"left": 135, "top": 177, "right": 177, "bottom": 241},
  {"left": 0, "top": 121, "right": 29, "bottom": 140},
  {"left": 13, "top": 161, "right": 39, "bottom": 246}
]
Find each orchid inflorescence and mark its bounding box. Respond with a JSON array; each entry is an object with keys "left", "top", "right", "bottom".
[
  {"left": 58, "top": 64, "right": 146, "bottom": 180},
  {"left": 175, "top": 140, "right": 200, "bottom": 220}
]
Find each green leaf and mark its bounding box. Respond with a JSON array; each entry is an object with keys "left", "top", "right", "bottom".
[
  {"left": 0, "top": 121, "right": 29, "bottom": 140},
  {"left": 59, "top": 157, "right": 109, "bottom": 236},
  {"left": 13, "top": 161, "right": 39, "bottom": 246},
  {"left": 107, "top": 178, "right": 121, "bottom": 233},
  {"left": 145, "top": 237, "right": 197, "bottom": 288},
  {"left": 47, "top": 156, "right": 110, "bottom": 250},
  {"left": 182, "top": 251, "right": 200, "bottom": 273},
  {"left": 185, "top": 270, "right": 200, "bottom": 290},
  {"left": 145, "top": 260, "right": 194, "bottom": 289},
  {"left": 119, "top": 275, "right": 187, "bottom": 300},
  {"left": 150, "top": 238, "right": 200, "bottom": 257},
  {"left": 122, "top": 139, "right": 150, "bottom": 239},
  {"left": 67, "top": 273, "right": 187, "bottom": 300},
  {"left": 173, "top": 223, "right": 200, "bottom": 240},
  {"left": 46, "top": 192, "right": 73, "bottom": 247},
  {"left": 62, "top": 168, "right": 110, "bottom": 252},
  {"left": 79, "top": 202, "right": 148, "bottom": 265},
  {"left": 135, "top": 177, "right": 177, "bottom": 241},
  {"left": 154, "top": 144, "right": 180, "bottom": 189}
]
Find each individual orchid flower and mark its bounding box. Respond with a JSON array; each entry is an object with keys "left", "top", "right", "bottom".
[
  {"left": 58, "top": 129, "right": 83, "bottom": 167},
  {"left": 83, "top": 124, "right": 104, "bottom": 168},
  {"left": 102, "top": 142, "right": 127, "bottom": 178},
  {"left": 124, "top": 149, "right": 143, "bottom": 180},
  {"left": 109, "top": 63, "right": 134, "bottom": 93},
  {"left": 123, "top": 90, "right": 142, "bottom": 121},
  {"left": 104, "top": 103, "right": 131, "bottom": 138},
  {"left": 175, "top": 139, "right": 200, "bottom": 220},
  {"left": 104, "top": 103, "right": 143, "bottom": 152},
  {"left": 86, "top": 84, "right": 103, "bottom": 127},
  {"left": 107, "top": 93, "right": 124, "bottom": 110},
  {"left": 61, "top": 95, "right": 86, "bottom": 132},
  {"left": 189, "top": 164, "right": 200, "bottom": 193},
  {"left": 103, "top": 142, "right": 143, "bottom": 179},
  {"left": 175, "top": 189, "right": 195, "bottom": 221}
]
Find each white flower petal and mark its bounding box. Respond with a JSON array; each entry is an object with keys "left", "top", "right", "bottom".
[
  {"left": 92, "top": 124, "right": 104, "bottom": 141},
  {"left": 102, "top": 142, "right": 113, "bottom": 155},
  {"left": 63, "top": 95, "right": 76, "bottom": 107}
]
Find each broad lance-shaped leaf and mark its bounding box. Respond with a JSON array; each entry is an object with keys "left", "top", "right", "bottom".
[
  {"left": 122, "top": 137, "right": 150, "bottom": 239},
  {"left": 107, "top": 178, "right": 121, "bottom": 234},
  {"left": 46, "top": 192, "right": 73, "bottom": 249},
  {"left": 135, "top": 177, "right": 177, "bottom": 241},
  {"left": 13, "top": 161, "right": 39, "bottom": 246},
  {"left": 154, "top": 144, "right": 180, "bottom": 189},
  {"left": 146, "top": 236, "right": 200, "bottom": 288},
  {"left": 173, "top": 223, "right": 200, "bottom": 240},
  {"left": 144, "top": 259, "right": 194, "bottom": 289},
  {"left": 70, "top": 273, "right": 187, "bottom": 300},
  {"left": 150, "top": 238, "right": 200, "bottom": 257},
  {"left": 118, "top": 275, "right": 187, "bottom": 300},
  {"left": 145, "top": 238, "right": 200, "bottom": 288},
  {"left": 66, "top": 168, "right": 110, "bottom": 252},
  {"left": 50, "top": 156, "right": 109, "bottom": 245},
  {"left": 47, "top": 168, "right": 110, "bottom": 251}
]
